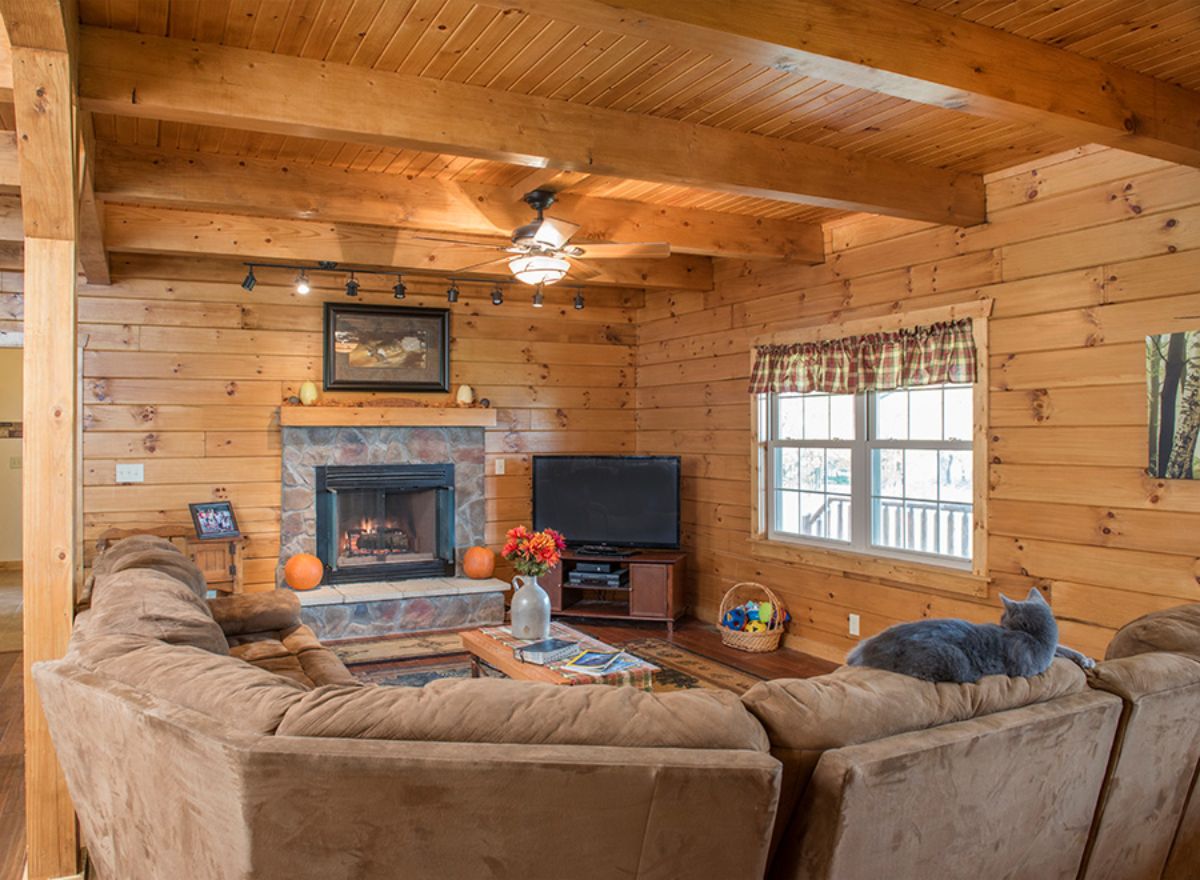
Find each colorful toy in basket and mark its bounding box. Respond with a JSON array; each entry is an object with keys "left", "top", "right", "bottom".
[
  {"left": 717, "top": 582, "right": 790, "bottom": 653},
  {"left": 721, "top": 598, "right": 790, "bottom": 632}
]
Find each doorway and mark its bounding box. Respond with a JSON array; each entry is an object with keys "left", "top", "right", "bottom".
[{"left": 0, "top": 345, "right": 19, "bottom": 653}]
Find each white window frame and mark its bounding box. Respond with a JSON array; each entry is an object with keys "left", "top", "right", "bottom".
[
  {"left": 762, "top": 387, "right": 974, "bottom": 571},
  {"left": 750, "top": 300, "right": 992, "bottom": 587}
]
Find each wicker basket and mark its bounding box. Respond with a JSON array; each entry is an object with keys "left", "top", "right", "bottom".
[{"left": 718, "top": 581, "right": 787, "bottom": 653}]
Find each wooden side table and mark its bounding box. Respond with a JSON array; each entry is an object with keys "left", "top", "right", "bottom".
[{"left": 96, "top": 526, "right": 248, "bottom": 595}]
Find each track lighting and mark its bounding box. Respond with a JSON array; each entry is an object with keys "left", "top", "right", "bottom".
[
  {"left": 491, "top": 286, "right": 504, "bottom": 306},
  {"left": 573, "top": 290, "right": 585, "bottom": 311},
  {"left": 393, "top": 275, "right": 407, "bottom": 300},
  {"left": 294, "top": 270, "right": 310, "bottom": 295},
  {"left": 345, "top": 273, "right": 360, "bottom": 297},
  {"left": 241, "top": 266, "right": 256, "bottom": 292},
  {"left": 446, "top": 280, "right": 460, "bottom": 303},
  {"left": 532, "top": 287, "right": 544, "bottom": 308}
]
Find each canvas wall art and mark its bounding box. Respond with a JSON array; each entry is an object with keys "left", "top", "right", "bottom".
[
  {"left": 1147, "top": 329, "right": 1200, "bottom": 479},
  {"left": 323, "top": 303, "right": 450, "bottom": 392}
]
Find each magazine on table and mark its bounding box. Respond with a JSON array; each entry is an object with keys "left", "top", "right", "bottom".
[{"left": 562, "top": 650, "right": 644, "bottom": 676}]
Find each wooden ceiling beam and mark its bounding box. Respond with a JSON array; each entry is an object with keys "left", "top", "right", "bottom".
[
  {"left": 76, "top": 27, "right": 985, "bottom": 226},
  {"left": 92, "top": 143, "right": 824, "bottom": 263},
  {"left": 484, "top": 0, "right": 1200, "bottom": 168},
  {"left": 100, "top": 202, "right": 715, "bottom": 291}
]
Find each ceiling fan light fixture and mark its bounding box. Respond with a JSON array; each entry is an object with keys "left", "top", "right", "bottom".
[
  {"left": 508, "top": 254, "right": 570, "bottom": 286},
  {"left": 294, "top": 270, "right": 310, "bottom": 295},
  {"left": 491, "top": 286, "right": 504, "bottom": 306}
]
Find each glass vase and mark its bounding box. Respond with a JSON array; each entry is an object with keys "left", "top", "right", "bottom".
[{"left": 510, "top": 574, "right": 551, "bottom": 640}]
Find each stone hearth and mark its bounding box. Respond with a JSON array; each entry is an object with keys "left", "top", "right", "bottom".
[
  {"left": 279, "top": 424, "right": 501, "bottom": 636},
  {"left": 297, "top": 577, "right": 505, "bottom": 639}
]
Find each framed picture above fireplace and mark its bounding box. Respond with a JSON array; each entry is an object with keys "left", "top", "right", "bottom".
[{"left": 323, "top": 302, "right": 450, "bottom": 392}]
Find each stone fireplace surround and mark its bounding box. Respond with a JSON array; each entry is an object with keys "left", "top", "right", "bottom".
[{"left": 279, "top": 424, "right": 504, "bottom": 638}]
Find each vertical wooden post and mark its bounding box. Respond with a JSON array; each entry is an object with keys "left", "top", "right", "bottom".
[{"left": 3, "top": 3, "right": 82, "bottom": 875}]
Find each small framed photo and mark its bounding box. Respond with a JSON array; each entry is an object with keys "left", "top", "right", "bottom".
[
  {"left": 189, "top": 501, "right": 241, "bottom": 540},
  {"left": 323, "top": 303, "right": 450, "bottom": 392}
]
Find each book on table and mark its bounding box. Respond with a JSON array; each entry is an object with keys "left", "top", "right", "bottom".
[{"left": 513, "top": 638, "right": 580, "bottom": 665}]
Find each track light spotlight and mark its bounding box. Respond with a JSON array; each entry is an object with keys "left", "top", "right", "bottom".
[
  {"left": 532, "top": 287, "right": 544, "bottom": 308},
  {"left": 345, "top": 274, "right": 360, "bottom": 297},
  {"left": 491, "top": 286, "right": 504, "bottom": 306},
  {"left": 294, "top": 270, "right": 311, "bottom": 295},
  {"left": 573, "top": 290, "right": 585, "bottom": 311},
  {"left": 393, "top": 275, "right": 407, "bottom": 300},
  {"left": 446, "top": 280, "right": 460, "bottom": 303},
  {"left": 241, "top": 266, "right": 256, "bottom": 292}
]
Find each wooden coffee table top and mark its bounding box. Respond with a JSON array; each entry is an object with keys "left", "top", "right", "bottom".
[{"left": 459, "top": 623, "right": 657, "bottom": 688}]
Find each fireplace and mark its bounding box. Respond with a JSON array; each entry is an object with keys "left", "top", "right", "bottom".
[{"left": 315, "top": 463, "right": 456, "bottom": 584}]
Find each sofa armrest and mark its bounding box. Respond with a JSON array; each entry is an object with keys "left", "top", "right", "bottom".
[{"left": 207, "top": 590, "right": 301, "bottom": 637}]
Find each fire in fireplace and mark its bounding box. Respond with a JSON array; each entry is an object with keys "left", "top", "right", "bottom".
[{"left": 315, "top": 463, "right": 456, "bottom": 584}]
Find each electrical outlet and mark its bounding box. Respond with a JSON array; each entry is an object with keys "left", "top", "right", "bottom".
[
  {"left": 8, "top": 455, "right": 19, "bottom": 470},
  {"left": 848, "top": 613, "right": 861, "bottom": 637},
  {"left": 115, "top": 463, "right": 145, "bottom": 483},
  {"left": 494, "top": 458, "right": 506, "bottom": 475}
]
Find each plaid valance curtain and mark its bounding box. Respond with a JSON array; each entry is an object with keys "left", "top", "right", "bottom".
[{"left": 748, "top": 318, "right": 977, "bottom": 395}]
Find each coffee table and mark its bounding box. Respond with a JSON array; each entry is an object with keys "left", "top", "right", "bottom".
[{"left": 459, "top": 622, "right": 657, "bottom": 689}]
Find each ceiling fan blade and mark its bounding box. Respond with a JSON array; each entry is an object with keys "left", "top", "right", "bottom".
[
  {"left": 532, "top": 217, "right": 582, "bottom": 250},
  {"left": 452, "top": 256, "right": 512, "bottom": 274},
  {"left": 565, "top": 260, "right": 602, "bottom": 280},
  {"left": 414, "top": 234, "right": 510, "bottom": 250},
  {"left": 572, "top": 242, "right": 671, "bottom": 260}
]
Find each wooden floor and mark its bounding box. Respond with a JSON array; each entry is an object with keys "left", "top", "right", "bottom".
[
  {"left": 573, "top": 616, "right": 838, "bottom": 680},
  {"left": 0, "top": 651, "right": 24, "bottom": 880}
]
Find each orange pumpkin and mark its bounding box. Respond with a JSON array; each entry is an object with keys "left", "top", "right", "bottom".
[
  {"left": 284, "top": 553, "right": 324, "bottom": 591},
  {"left": 462, "top": 546, "right": 496, "bottom": 579}
]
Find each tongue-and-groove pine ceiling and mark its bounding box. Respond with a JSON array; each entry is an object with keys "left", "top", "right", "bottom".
[{"left": 13, "top": 0, "right": 1200, "bottom": 283}]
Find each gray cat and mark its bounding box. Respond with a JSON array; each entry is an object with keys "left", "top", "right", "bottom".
[{"left": 846, "top": 587, "right": 1066, "bottom": 683}]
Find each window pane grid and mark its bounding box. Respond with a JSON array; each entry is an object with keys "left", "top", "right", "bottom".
[{"left": 765, "top": 383, "right": 973, "bottom": 567}]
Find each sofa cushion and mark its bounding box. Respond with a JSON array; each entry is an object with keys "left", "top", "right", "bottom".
[
  {"left": 208, "top": 590, "right": 301, "bottom": 637},
  {"left": 740, "top": 657, "right": 1085, "bottom": 753},
  {"left": 1106, "top": 603, "right": 1200, "bottom": 661},
  {"left": 277, "top": 678, "right": 770, "bottom": 751},
  {"left": 90, "top": 535, "right": 208, "bottom": 601},
  {"left": 70, "top": 634, "right": 308, "bottom": 734},
  {"left": 225, "top": 622, "right": 359, "bottom": 688},
  {"left": 82, "top": 569, "right": 229, "bottom": 656}
]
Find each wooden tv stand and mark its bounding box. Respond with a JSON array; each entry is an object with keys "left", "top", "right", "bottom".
[{"left": 541, "top": 549, "right": 687, "bottom": 635}]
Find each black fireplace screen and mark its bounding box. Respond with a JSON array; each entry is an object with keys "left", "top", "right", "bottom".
[{"left": 315, "top": 464, "right": 455, "bottom": 584}]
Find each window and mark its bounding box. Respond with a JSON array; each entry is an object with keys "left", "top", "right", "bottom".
[{"left": 759, "top": 382, "right": 975, "bottom": 568}]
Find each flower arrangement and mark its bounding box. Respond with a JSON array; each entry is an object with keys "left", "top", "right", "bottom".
[{"left": 501, "top": 525, "right": 566, "bottom": 578}]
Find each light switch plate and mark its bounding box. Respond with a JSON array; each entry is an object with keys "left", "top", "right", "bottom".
[
  {"left": 494, "top": 458, "right": 506, "bottom": 475},
  {"left": 848, "top": 613, "right": 861, "bottom": 637},
  {"left": 8, "top": 455, "right": 19, "bottom": 470},
  {"left": 115, "top": 463, "right": 145, "bottom": 483}
]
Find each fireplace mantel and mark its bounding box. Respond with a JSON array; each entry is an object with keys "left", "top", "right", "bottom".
[{"left": 279, "top": 405, "right": 498, "bottom": 428}]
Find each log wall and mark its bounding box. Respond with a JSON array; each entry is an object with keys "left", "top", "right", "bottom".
[
  {"left": 636, "top": 146, "right": 1200, "bottom": 662},
  {"left": 4, "top": 255, "right": 638, "bottom": 590}
]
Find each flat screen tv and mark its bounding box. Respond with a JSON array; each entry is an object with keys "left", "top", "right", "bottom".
[{"left": 532, "top": 455, "right": 680, "bottom": 551}]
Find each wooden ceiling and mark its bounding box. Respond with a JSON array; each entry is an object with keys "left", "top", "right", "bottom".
[{"left": 18, "top": 0, "right": 1200, "bottom": 283}]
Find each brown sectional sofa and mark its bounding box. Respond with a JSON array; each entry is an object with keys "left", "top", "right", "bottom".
[{"left": 33, "top": 538, "right": 1200, "bottom": 880}]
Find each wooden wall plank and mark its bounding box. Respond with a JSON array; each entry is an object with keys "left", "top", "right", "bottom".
[{"left": 639, "top": 145, "right": 1200, "bottom": 663}]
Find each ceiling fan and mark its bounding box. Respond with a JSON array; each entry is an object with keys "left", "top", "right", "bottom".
[{"left": 416, "top": 189, "right": 671, "bottom": 286}]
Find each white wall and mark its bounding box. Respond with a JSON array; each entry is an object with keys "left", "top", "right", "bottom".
[{"left": 0, "top": 348, "right": 21, "bottom": 563}]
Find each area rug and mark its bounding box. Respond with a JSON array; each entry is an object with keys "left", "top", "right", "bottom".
[{"left": 330, "top": 632, "right": 764, "bottom": 694}]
